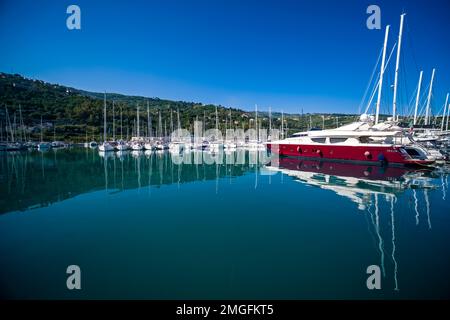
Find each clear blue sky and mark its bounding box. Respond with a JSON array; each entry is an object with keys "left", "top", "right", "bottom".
[{"left": 0, "top": 0, "right": 449, "bottom": 114}]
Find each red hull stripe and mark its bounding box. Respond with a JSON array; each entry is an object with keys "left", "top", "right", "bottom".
[{"left": 267, "top": 143, "right": 433, "bottom": 166}]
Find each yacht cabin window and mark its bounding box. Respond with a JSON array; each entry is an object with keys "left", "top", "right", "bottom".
[
  {"left": 310, "top": 138, "right": 326, "bottom": 144},
  {"left": 329, "top": 138, "right": 348, "bottom": 143}
]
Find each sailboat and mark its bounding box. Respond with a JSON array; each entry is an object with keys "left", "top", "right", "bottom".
[
  {"left": 246, "top": 104, "right": 265, "bottom": 150},
  {"left": 51, "top": 122, "right": 65, "bottom": 148},
  {"left": 209, "top": 106, "right": 224, "bottom": 152},
  {"left": 224, "top": 108, "right": 237, "bottom": 150},
  {"left": 131, "top": 104, "right": 144, "bottom": 150},
  {"left": 3, "top": 106, "right": 21, "bottom": 151},
  {"left": 84, "top": 127, "right": 89, "bottom": 148},
  {"left": 144, "top": 102, "right": 154, "bottom": 150},
  {"left": 154, "top": 110, "right": 168, "bottom": 150},
  {"left": 0, "top": 121, "right": 5, "bottom": 151},
  {"left": 98, "top": 92, "right": 114, "bottom": 152},
  {"left": 169, "top": 108, "right": 189, "bottom": 153},
  {"left": 116, "top": 104, "right": 129, "bottom": 151},
  {"left": 37, "top": 116, "right": 51, "bottom": 150}
]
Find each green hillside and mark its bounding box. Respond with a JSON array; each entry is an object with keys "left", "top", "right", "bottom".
[{"left": 0, "top": 72, "right": 359, "bottom": 142}]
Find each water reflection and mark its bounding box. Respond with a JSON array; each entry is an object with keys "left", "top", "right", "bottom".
[
  {"left": 1, "top": 150, "right": 444, "bottom": 216},
  {"left": 0, "top": 149, "right": 449, "bottom": 298},
  {"left": 266, "top": 157, "right": 434, "bottom": 210},
  {"left": 266, "top": 157, "right": 444, "bottom": 292},
  {"left": 0, "top": 149, "right": 265, "bottom": 214}
]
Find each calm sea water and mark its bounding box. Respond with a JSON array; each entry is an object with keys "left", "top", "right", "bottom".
[{"left": 0, "top": 148, "right": 449, "bottom": 299}]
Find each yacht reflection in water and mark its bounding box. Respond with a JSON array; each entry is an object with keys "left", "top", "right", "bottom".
[
  {"left": 266, "top": 157, "right": 434, "bottom": 210},
  {"left": 266, "top": 157, "right": 439, "bottom": 292},
  {"left": 0, "top": 149, "right": 448, "bottom": 297}
]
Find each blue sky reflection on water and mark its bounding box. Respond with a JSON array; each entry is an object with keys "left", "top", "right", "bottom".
[{"left": 0, "top": 149, "right": 449, "bottom": 299}]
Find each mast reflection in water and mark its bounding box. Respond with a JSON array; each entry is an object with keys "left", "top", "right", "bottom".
[{"left": 0, "top": 149, "right": 449, "bottom": 299}]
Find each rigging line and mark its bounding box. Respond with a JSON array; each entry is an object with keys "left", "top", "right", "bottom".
[
  {"left": 416, "top": 82, "right": 432, "bottom": 124},
  {"left": 435, "top": 101, "right": 446, "bottom": 119},
  {"left": 406, "top": 83, "right": 419, "bottom": 118},
  {"left": 358, "top": 47, "right": 383, "bottom": 114},
  {"left": 385, "top": 65, "right": 395, "bottom": 116},
  {"left": 417, "top": 101, "right": 429, "bottom": 125},
  {"left": 364, "top": 73, "right": 381, "bottom": 115}
]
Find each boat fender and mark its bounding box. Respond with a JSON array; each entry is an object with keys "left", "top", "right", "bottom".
[
  {"left": 316, "top": 149, "right": 322, "bottom": 157},
  {"left": 297, "top": 146, "right": 302, "bottom": 153},
  {"left": 377, "top": 153, "right": 387, "bottom": 166},
  {"left": 364, "top": 151, "right": 372, "bottom": 159}
]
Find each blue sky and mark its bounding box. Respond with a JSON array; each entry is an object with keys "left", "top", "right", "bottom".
[{"left": 0, "top": 0, "right": 449, "bottom": 114}]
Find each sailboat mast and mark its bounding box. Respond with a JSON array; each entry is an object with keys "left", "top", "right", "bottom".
[
  {"left": 40, "top": 116, "right": 43, "bottom": 142},
  {"left": 4, "top": 106, "right": 9, "bottom": 143},
  {"left": 424, "top": 68, "right": 435, "bottom": 125},
  {"left": 19, "top": 104, "right": 24, "bottom": 142},
  {"left": 255, "top": 104, "right": 258, "bottom": 141},
  {"left": 215, "top": 106, "right": 218, "bottom": 131},
  {"left": 136, "top": 104, "right": 140, "bottom": 139},
  {"left": 103, "top": 92, "right": 107, "bottom": 142},
  {"left": 147, "top": 101, "right": 150, "bottom": 140},
  {"left": 203, "top": 111, "right": 206, "bottom": 137},
  {"left": 375, "top": 25, "right": 390, "bottom": 125},
  {"left": 269, "top": 107, "right": 272, "bottom": 133},
  {"left": 120, "top": 105, "right": 123, "bottom": 140},
  {"left": 392, "top": 14, "right": 405, "bottom": 120},
  {"left": 441, "top": 93, "right": 449, "bottom": 131},
  {"left": 177, "top": 108, "right": 181, "bottom": 140},
  {"left": 413, "top": 71, "right": 423, "bottom": 125},
  {"left": 158, "top": 110, "right": 162, "bottom": 138},
  {"left": 446, "top": 101, "right": 450, "bottom": 131},
  {"left": 170, "top": 109, "right": 173, "bottom": 134},
  {"left": 11, "top": 112, "right": 15, "bottom": 142},
  {"left": 149, "top": 113, "right": 153, "bottom": 139},
  {"left": 112, "top": 100, "right": 115, "bottom": 141}
]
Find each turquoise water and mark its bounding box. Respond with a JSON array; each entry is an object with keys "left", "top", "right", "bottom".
[{"left": 0, "top": 148, "right": 449, "bottom": 299}]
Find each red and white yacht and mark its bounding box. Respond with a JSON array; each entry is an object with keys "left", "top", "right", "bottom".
[
  {"left": 267, "top": 126, "right": 434, "bottom": 167},
  {"left": 267, "top": 15, "right": 439, "bottom": 167}
]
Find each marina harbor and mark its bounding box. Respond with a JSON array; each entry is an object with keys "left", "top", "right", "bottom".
[{"left": 1, "top": 1, "right": 449, "bottom": 302}]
